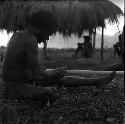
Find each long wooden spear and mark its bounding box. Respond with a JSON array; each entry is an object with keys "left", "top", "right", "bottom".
[{"left": 46, "top": 69, "right": 124, "bottom": 76}]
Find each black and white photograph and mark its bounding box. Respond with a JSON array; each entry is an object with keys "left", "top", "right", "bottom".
[{"left": 0, "top": 0, "right": 124, "bottom": 124}]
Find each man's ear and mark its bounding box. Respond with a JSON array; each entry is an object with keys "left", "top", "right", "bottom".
[{"left": 37, "top": 41, "right": 43, "bottom": 44}]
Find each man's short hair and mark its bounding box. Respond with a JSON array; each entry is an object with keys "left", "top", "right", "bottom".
[{"left": 29, "top": 10, "right": 57, "bottom": 35}]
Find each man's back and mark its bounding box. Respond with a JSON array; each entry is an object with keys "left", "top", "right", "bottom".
[{"left": 2, "top": 31, "right": 35, "bottom": 81}]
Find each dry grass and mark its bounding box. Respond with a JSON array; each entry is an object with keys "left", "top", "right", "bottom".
[{"left": 38, "top": 48, "right": 121, "bottom": 70}]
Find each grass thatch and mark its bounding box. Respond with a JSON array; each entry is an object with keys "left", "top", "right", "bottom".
[{"left": 0, "top": 0, "right": 123, "bottom": 36}]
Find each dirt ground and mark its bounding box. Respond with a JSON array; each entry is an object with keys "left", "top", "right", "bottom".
[{"left": 0, "top": 48, "right": 124, "bottom": 124}]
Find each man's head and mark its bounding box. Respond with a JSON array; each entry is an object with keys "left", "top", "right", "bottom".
[
  {"left": 29, "top": 10, "right": 57, "bottom": 43},
  {"left": 83, "top": 35, "right": 91, "bottom": 42}
]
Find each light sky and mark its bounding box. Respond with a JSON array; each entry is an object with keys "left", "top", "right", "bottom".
[
  {"left": 99, "top": 0, "right": 124, "bottom": 35},
  {"left": 0, "top": 0, "right": 124, "bottom": 47}
]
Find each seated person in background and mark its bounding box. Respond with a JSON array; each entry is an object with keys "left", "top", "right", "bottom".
[
  {"left": 0, "top": 46, "right": 5, "bottom": 62},
  {"left": 105, "top": 27, "right": 124, "bottom": 71},
  {"left": 82, "top": 36, "right": 92, "bottom": 58},
  {"left": 74, "top": 43, "right": 83, "bottom": 58},
  {"left": 2, "top": 11, "right": 116, "bottom": 104},
  {"left": 113, "top": 34, "right": 123, "bottom": 57}
]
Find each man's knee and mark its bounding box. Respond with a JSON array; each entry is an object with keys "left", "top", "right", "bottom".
[
  {"left": 3, "top": 82, "right": 35, "bottom": 100},
  {"left": 3, "top": 82, "right": 59, "bottom": 106}
]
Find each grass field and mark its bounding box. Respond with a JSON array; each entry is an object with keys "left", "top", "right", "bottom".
[
  {"left": 38, "top": 48, "right": 121, "bottom": 70},
  {"left": 0, "top": 48, "right": 124, "bottom": 124}
]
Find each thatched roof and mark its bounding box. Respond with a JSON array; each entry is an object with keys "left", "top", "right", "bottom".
[{"left": 0, "top": 0, "right": 123, "bottom": 36}]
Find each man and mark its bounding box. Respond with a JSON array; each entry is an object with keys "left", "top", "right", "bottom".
[
  {"left": 2, "top": 11, "right": 60, "bottom": 102},
  {"left": 2, "top": 11, "right": 116, "bottom": 103},
  {"left": 113, "top": 34, "right": 123, "bottom": 57}
]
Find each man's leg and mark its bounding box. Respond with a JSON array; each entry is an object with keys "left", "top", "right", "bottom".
[
  {"left": 3, "top": 81, "right": 43, "bottom": 100},
  {"left": 3, "top": 81, "right": 58, "bottom": 103},
  {"left": 35, "top": 71, "right": 116, "bottom": 88}
]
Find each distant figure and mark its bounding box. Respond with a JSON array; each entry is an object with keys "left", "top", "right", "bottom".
[
  {"left": 82, "top": 36, "right": 92, "bottom": 58},
  {"left": 0, "top": 46, "right": 5, "bottom": 62},
  {"left": 113, "top": 34, "right": 123, "bottom": 57},
  {"left": 74, "top": 43, "right": 83, "bottom": 58},
  {"left": 104, "top": 26, "right": 124, "bottom": 71},
  {"left": 74, "top": 35, "right": 92, "bottom": 58}
]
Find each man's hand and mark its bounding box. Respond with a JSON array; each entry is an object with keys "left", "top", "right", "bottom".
[{"left": 45, "top": 66, "right": 67, "bottom": 80}]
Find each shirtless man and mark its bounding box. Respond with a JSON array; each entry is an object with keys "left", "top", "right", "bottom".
[
  {"left": 2, "top": 11, "right": 116, "bottom": 102},
  {"left": 2, "top": 11, "right": 60, "bottom": 101}
]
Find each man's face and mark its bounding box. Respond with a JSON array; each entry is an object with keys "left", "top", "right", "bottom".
[
  {"left": 37, "top": 37, "right": 49, "bottom": 44},
  {"left": 33, "top": 28, "right": 49, "bottom": 44}
]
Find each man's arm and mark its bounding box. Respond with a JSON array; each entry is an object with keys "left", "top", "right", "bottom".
[
  {"left": 26, "top": 35, "right": 67, "bottom": 81},
  {"left": 26, "top": 36, "right": 47, "bottom": 80}
]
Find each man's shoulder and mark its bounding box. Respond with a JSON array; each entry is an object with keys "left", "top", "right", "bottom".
[
  {"left": 21, "top": 31, "right": 36, "bottom": 41},
  {"left": 20, "top": 31, "right": 37, "bottom": 46}
]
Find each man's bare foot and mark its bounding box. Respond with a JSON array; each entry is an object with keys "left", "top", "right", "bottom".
[
  {"left": 45, "top": 87, "right": 59, "bottom": 103},
  {"left": 96, "top": 71, "right": 116, "bottom": 88}
]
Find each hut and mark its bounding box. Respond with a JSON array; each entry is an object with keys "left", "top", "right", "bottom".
[{"left": 0, "top": 0, "right": 123, "bottom": 61}]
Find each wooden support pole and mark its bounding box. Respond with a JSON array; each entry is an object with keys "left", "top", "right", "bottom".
[
  {"left": 101, "top": 27, "right": 104, "bottom": 62},
  {"left": 43, "top": 40, "right": 48, "bottom": 58},
  {"left": 93, "top": 28, "right": 96, "bottom": 50}
]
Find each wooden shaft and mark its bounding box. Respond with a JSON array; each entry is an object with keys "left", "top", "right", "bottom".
[
  {"left": 67, "top": 70, "right": 124, "bottom": 76},
  {"left": 47, "top": 69, "right": 124, "bottom": 76}
]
